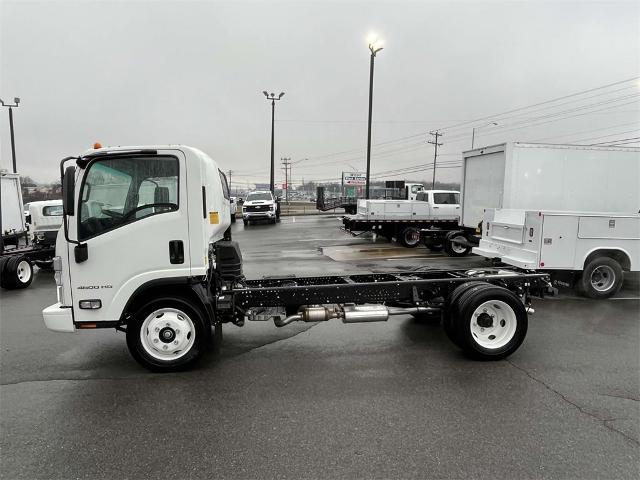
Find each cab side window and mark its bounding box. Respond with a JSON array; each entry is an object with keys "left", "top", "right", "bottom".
[{"left": 78, "top": 156, "right": 179, "bottom": 240}]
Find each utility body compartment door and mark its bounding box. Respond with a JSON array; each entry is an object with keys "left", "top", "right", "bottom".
[{"left": 540, "top": 214, "right": 578, "bottom": 269}]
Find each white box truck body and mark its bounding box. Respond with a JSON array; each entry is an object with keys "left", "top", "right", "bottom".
[
  {"left": 1, "top": 172, "right": 26, "bottom": 235},
  {"left": 460, "top": 143, "right": 640, "bottom": 230}
]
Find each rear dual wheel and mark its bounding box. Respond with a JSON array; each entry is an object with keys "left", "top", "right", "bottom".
[
  {"left": 443, "top": 282, "right": 528, "bottom": 360},
  {"left": 399, "top": 227, "right": 421, "bottom": 248},
  {"left": 0, "top": 255, "right": 33, "bottom": 289}
]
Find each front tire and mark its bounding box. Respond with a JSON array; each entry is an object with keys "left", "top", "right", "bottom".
[
  {"left": 243, "top": 219, "right": 249, "bottom": 226},
  {"left": 578, "top": 257, "right": 623, "bottom": 299},
  {"left": 126, "top": 297, "right": 210, "bottom": 372}
]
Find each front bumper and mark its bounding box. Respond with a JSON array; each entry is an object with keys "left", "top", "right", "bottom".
[
  {"left": 243, "top": 211, "right": 275, "bottom": 219},
  {"left": 42, "top": 303, "right": 75, "bottom": 332}
]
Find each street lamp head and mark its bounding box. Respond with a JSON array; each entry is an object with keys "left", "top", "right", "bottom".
[
  {"left": 14, "top": 97, "right": 20, "bottom": 105},
  {"left": 278, "top": 92, "right": 285, "bottom": 99},
  {"left": 262, "top": 91, "right": 269, "bottom": 97}
]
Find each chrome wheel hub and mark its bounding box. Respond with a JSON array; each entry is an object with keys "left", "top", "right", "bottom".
[{"left": 140, "top": 308, "right": 195, "bottom": 361}]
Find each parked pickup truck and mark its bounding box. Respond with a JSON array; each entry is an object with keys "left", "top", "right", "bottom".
[
  {"left": 474, "top": 208, "right": 639, "bottom": 298},
  {"left": 342, "top": 190, "right": 461, "bottom": 249},
  {"left": 241, "top": 190, "right": 279, "bottom": 225}
]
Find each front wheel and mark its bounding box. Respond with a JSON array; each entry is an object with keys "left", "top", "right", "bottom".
[
  {"left": 126, "top": 297, "right": 210, "bottom": 372},
  {"left": 578, "top": 257, "right": 623, "bottom": 299},
  {"left": 243, "top": 219, "right": 249, "bottom": 226}
]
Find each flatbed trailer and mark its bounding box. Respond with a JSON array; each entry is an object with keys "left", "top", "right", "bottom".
[{"left": 43, "top": 145, "right": 552, "bottom": 372}]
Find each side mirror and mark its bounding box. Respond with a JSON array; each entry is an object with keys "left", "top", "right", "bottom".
[{"left": 62, "top": 166, "right": 76, "bottom": 216}]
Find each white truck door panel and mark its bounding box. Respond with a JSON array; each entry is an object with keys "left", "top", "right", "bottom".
[
  {"left": 68, "top": 151, "right": 191, "bottom": 322},
  {"left": 462, "top": 151, "right": 505, "bottom": 228},
  {"left": 578, "top": 216, "right": 640, "bottom": 240},
  {"left": 540, "top": 215, "right": 578, "bottom": 269},
  {"left": 432, "top": 192, "right": 460, "bottom": 218}
]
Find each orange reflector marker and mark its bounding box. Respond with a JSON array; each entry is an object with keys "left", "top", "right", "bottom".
[
  {"left": 93, "top": 142, "right": 102, "bottom": 149},
  {"left": 78, "top": 323, "right": 97, "bottom": 329}
]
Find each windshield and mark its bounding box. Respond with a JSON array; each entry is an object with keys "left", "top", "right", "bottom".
[
  {"left": 246, "top": 193, "right": 272, "bottom": 202},
  {"left": 78, "top": 155, "right": 179, "bottom": 240}
]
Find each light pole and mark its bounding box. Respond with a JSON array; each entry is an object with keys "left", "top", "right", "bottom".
[
  {"left": 471, "top": 121, "right": 498, "bottom": 149},
  {"left": 365, "top": 34, "right": 383, "bottom": 200},
  {"left": 0, "top": 97, "right": 20, "bottom": 173},
  {"left": 263, "top": 91, "right": 285, "bottom": 193}
]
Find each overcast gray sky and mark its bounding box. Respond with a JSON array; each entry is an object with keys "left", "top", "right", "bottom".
[{"left": 1, "top": 0, "right": 638, "bottom": 188}]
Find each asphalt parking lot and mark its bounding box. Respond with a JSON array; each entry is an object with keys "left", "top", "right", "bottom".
[{"left": 1, "top": 215, "right": 638, "bottom": 479}]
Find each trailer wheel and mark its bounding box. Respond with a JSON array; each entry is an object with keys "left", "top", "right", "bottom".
[
  {"left": 451, "top": 286, "right": 528, "bottom": 360},
  {"left": 399, "top": 227, "right": 421, "bottom": 248},
  {"left": 126, "top": 297, "right": 210, "bottom": 372},
  {"left": 1, "top": 256, "right": 33, "bottom": 289},
  {"left": 444, "top": 232, "right": 471, "bottom": 257},
  {"left": 578, "top": 257, "right": 623, "bottom": 299}
]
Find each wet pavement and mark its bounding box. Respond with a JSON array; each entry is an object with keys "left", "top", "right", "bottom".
[{"left": 1, "top": 215, "right": 639, "bottom": 479}]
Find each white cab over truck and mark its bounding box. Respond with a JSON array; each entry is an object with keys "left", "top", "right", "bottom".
[
  {"left": 43, "top": 145, "right": 551, "bottom": 372},
  {"left": 342, "top": 190, "right": 461, "bottom": 248},
  {"left": 451, "top": 143, "right": 640, "bottom": 250},
  {"left": 475, "top": 209, "right": 639, "bottom": 298}
]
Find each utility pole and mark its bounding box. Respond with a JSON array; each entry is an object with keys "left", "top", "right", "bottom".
[
  {"left": 262, "top": 91, "right": 285, "bottom": 193},
  {"left": 428, "top": 131, "right": 443, "bottom": 190},
  {"left": 281, "top": 157, "right": 291, "bottom": 203}
]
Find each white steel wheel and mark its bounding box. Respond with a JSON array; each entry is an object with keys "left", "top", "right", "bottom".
[
  {"left": 139, "top": 308, "right": 196, "bottom": 361},
  {"left": 469, "top": 300, "right": 517, "bottom": 350},
  {"left": 450, "top": 236, "right": 468, "bottom": 254},
  {"left": 589, "top": 265, "right": 616, "bottom": 292},
  {"left": 16, "top": 260, "right": 32, "bottom": 284}
]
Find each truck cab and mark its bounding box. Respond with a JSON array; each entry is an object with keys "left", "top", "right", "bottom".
[{"left": 405, "top": 183, "right": 424, "bottom": 201}]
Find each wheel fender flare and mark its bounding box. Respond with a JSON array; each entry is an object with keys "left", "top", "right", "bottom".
[{"left": 582, "top": 248, "right": 632, "bottom": 271}]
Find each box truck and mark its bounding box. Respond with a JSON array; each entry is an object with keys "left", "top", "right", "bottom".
[{"left": 448, "top": 143, "right": 640, "bottom": 250}]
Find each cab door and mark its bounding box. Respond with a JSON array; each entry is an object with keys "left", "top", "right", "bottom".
[
  {"left": 432, "top": 192, "right": 461, "bottom": 219},
  {"left": 67, "top": 151, "right": 191, "bottom": 323}
]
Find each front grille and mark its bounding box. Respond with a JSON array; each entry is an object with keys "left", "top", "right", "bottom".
[{"left": 245, "top": 205, "right": 270, "bottom": 212}]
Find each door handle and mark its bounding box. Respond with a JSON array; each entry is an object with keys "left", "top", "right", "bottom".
[
  {"left": 433, "top": 206, "right": 439, "bottom": 209},
  {"left": 169, "top": 240, "right": 184, "bottom": 264}
]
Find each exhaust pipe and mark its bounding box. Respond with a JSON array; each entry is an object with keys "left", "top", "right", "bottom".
[{"left": 274, "top": 305, "right": 439, "bottom": 327}]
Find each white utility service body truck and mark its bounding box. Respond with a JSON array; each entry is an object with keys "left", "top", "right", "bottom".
[
  {"left": 0, "top": 172, "right": 58, "bottom": 288},
  {"left": 448, "top": 143, "right": 640, "bottom": 250},
  {"left": 475, "top": 209, "right": 639, "bottom": 298},
  {"left": 342, "top": 190, "right": 461, "bottom": 249},
  {"left": 43, "top": 145, "right": 550, "bottom": 372}
]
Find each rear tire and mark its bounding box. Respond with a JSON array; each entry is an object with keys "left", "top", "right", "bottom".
[
  {"left": 0, "top": 256, "right": 33, "bottom": 289},
  {"left": 398, "top": 227, "right": 421, "bottom": 248},
  {"left": 444, "top": 232, "right": 472, "bottom": 257},
  {"left": 443, "top": 282, "right": 493, "bottom": 347},
  {"left": 424, "top": 238, "right": 444, "bottom": 252},
  {"left": 243, "top": 219, "right": 249, "bottom": 226},
  {"left": 451, "top": 285, "right": 528, "bottom": 360},
  {"left": 578, "top": 257, "right": 623, "bottom": 299},
  {"left": 126, "top": 297, "right": 210, "bottom": 372}
]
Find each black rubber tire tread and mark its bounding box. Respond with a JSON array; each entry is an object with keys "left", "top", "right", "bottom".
[
  {"left": 126, "top": 297, "right": 210, "bottom": 372},
  {"left": 2, "top": 256, "right": 22, "bottom": 289},
  {"left": 453, "top": 286, "right": 528, "bottom": 360},
  {"left": 243, "top": 219, "right": 248, "bottom": 226},
  {"left": 443, "top": 282, "right": 493, "bottom": 347},
  {"left": 0, "top": 256, "right": 11, "bottom": 289},
  {"left": 444, "top": 232, "right": 472, "bottom": 257},
  {"left": 578, "top": 256, "right": 624, "bottom": 299},
  {"left": 11, "top": 256, "right": 33, "bottom": 289},
  {"left": 399, "top": 227, "right": 421, "bottom": 248}
]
